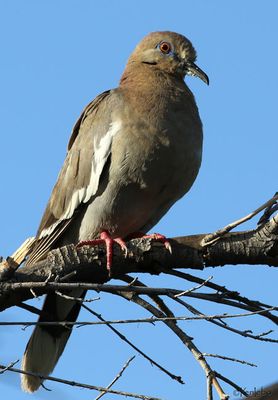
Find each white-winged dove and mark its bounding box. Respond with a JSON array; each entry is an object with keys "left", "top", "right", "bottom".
[{"left": 21, "top": 31, "right": 208, "bottom": 392}]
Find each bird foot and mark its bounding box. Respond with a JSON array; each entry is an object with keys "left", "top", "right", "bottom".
[
  {"left": 77, "top": 230, "right": 128, "bottom": 275},
  {"left": 126, "top": 232, "right": 172, "bottom": 254}
]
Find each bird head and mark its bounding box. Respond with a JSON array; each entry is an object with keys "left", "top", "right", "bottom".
[{"left": 126, "top": 31, "right": 209, "bottom": 85}]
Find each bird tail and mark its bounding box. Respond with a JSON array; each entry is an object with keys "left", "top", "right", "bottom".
[{"left": 21, "top": 290, "right": 85, "bottom": 392}]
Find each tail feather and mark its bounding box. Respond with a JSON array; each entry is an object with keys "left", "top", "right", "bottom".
[
  {"left": 21, "top": 327, "right": 70, "bottom": 392},
  {"left": 21, "top": 290, "right": 85, "bottom": 392}
]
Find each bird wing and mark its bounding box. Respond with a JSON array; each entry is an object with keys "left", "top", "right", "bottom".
[{"left": 26, "top": 89, "right": 116, "bottom": 265}]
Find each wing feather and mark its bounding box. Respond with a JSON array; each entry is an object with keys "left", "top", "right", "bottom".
[{"left": 26, "top": 90, "right": 116, "bottom": 266}]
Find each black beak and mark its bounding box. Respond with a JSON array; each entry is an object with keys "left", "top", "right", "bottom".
[{"left": 184, "top": 61, "right": 209, "bottom": 85}]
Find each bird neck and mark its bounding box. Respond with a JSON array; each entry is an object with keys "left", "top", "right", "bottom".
[
  {"left": 120, "top": 61, "right": 186, "bottom": 92},
  {"left": 119, "top": 62, "right": 195, "bottom": 113}
]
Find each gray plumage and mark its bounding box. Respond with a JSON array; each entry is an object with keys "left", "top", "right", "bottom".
[{"left": 21, "top": 31, "right": 208, "bottom": 392}]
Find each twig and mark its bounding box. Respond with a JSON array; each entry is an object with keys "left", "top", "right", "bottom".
[
  {"left": 1, "top": 306, "right": 275, "bottom": 337},
  {"left": 44, "top": 271, "right": 53, "bottom": 284},
  {"left": 182, "top": 293, "right": 277, "bottom": 319},
  {"left": 174, "top": 276, "right": 213, "bottom": 297},
  {"left": 29, "top": 288, "right": 37, "bottom": 298},
  {"left": 0, "top": 363, "right": 161, "bottom": 399},
  {"left": 207, "top": 372, "right": 213, "bottom": 400},
  {"left": 162, "top": 269, "right": 277, "bottom": 324},
  {"left": 128, "top": 277, "right": 139, "bottom": 286},
  {"left": 119, "top": 291, "right": 229, "bottom": 400},
  {"left": 0, "top": 307, "right": 277, "bottom": 327},
  {"left": 163, "top": 269, "right": 273, "bottom": 309},
  {"left": 59, "top": 270, "right": 78, "bottom": 281},
  {"left": 55, "top": 290, "right": 100, "bottom": 303},
  {"left": 81, "top": 303, "right": 184, "bottom": 384},
  {"left": 95, "top": 356, "right": 135, "bottom": 400},
  {"left": 16, "top": 302, "right": 42, "bottom": 316},
  {"left": 258, "top": 192, "right": 278, "bottom": 225},
  {"left": 257, "top": 329, "right": 274, "bottom": 338},
  {"left": 171, "top": 295, "right": 277, "bottom": 343},
  {"left": 202, "top": 353, "right": 257, "bottom": 367},
  {"left": 0, "top": 359, "right": 19, "bottom": 374},
  {"left": 202, "top": 193, "right": 278, "bottom": 246},
  {"left": 119, "top": 274, "right": 176, "bottom": 319},
  {"left": 120, "top": 275, "right": 277, "bottom": 344},
  {"left": 214, "top": 371, "right": 248, "bottom": 397},
  {"left": 5, "top": 281, "right": 277, "bottom": 320}
]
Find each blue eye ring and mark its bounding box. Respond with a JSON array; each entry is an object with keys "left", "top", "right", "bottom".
[{"left": 158, "top": 41, "right": 172, "bottom": 54}]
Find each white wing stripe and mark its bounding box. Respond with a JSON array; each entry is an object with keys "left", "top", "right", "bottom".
[
  {"left": 63, "top": 187, "right": 86, "bottom": 219},
  {"left": 84, "top": 120, "right": 122, "bottom": 201},
  {"left": 39, "top": 120, "right": 122, "bottom": 239}
]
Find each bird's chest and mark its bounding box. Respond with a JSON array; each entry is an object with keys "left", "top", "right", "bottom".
[{"left": 114, "top": 113, "right": 202, "bottom": 194}]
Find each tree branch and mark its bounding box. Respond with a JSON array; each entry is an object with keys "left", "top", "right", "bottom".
[
  {"left": 0, "top": 213, "right": 277, "bottom": 311},
  {"left": 0, "top": 362, "right": 160, "bottom": 399}
]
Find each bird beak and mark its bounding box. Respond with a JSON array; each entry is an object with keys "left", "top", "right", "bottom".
[{"left": 184, "top": 61, "right": 209, "bottom": 85}]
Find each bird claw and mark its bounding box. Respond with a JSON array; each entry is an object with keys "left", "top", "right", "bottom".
[
  {"left": 144, "top": 233, "right": 172, "bottom": 254},
  {"left": 127, "top": 232, "right": 172, "bottom": 254},
  {"left": 77, "top": 230, "right": 128, "bottom": 275},
  {"left": 164, "top": 239, "right": 172, "bottom": 254},
  {"left": 77, "top": 231, "right": 171, "bottom": 276},
  {"left": 113, "top": 238, "right": 128, "bottom": 257}
]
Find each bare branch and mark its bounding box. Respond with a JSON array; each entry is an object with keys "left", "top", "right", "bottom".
[
  {"left": 4, "top": 280, "right": 277, "bottom": 325},
  {"left": 258, "top": 192, "right": 278, "bottom": 225},
  {"left": 0, "top": 203, "right": 277, "bottom": 399},
  {"left": 163, "top": 269, "right": 273, "bottom": 308},
  {"left": 0, "top": 359, "right": 19, "bottom": 374},
  {"left": 202, "top": 193, "right": 278, "bottom": 246},
  {"left": 0, "top": 363, "right": 161, "bottom": 399},
  {"left": 81, "top": 302, "right": 184, "bottom": 384},
  {"left": 55, "top": 290, "right": 100, "bottom": 303},
  {"left": 0, "top": 306, "right": 277, "bottom": 328},
  {"left": 207, "top": 372, "right": 213, "bottom": 400},
  {"left": 0, "top": 213, "right": 278, "bottom": 312},
  {"left": 170, "top": 296, "right": 277, "bottom": 342},
  {"left": 174, "top": 275, "right": 213, "bottom": 297},
  {"left": 202, "top": 353, "right": 257, "bottom": 367},
  {"left": 214, "top": 371, "right": 248, "bottom": 397},
  {"left": 16, "top": 302, "right": 42, "bottom": 316},
  {"left": 119, "top": 274, "right": 176, "bottom": 319},
  {"left": 118, "top": 290, "right": 229, "bottom": 400},
  {"left": 94, "top": 356, "right": 135, "bottom": 400},
  {"left": 162, "top": 269, "right": 278, "bottom": 324}
]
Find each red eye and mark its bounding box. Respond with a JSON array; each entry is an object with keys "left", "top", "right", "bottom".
[{"left": 159, "top": 41, "right": 171, "bottom": 54}]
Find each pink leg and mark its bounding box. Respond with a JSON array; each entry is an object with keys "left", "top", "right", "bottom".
[
  {"left": 77, "top": 230, "right": 128, "bottom": 274},
  {"left": 126, "top": 232, "right": 172, "bottom": 253}
]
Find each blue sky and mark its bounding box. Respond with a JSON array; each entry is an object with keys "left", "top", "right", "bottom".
[{"left": 0, "top": 1, "right": 277, "bottom": 399}]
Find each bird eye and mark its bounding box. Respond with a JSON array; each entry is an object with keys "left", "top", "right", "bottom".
[{"left": 159, "top": 41, "right": 172, "bottom": 54}]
